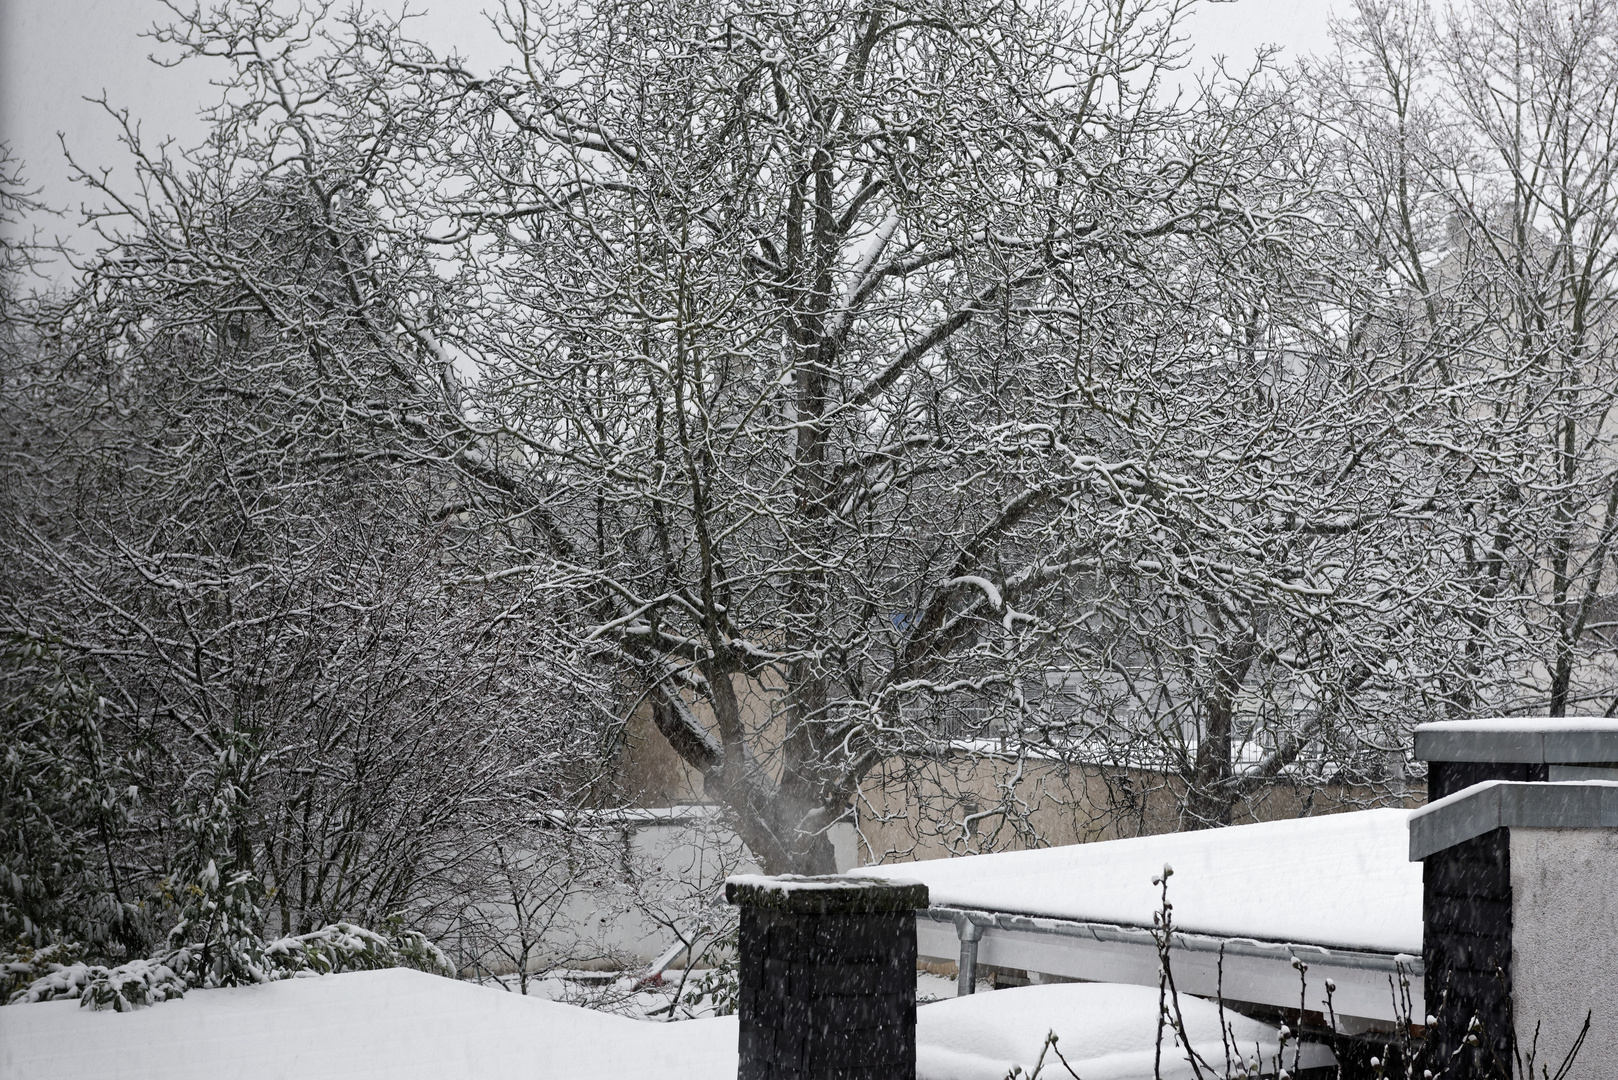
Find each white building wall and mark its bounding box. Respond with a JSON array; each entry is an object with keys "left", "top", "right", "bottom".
[
  {"left": 1509, "top": 827, "right": 1618, "bottom": 1078},
  {"left": 462, "top": 812, "right": 858, "bottom": 973}
]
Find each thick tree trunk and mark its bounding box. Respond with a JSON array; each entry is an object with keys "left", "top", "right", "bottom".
[
  {"left": 650, "top": 686, "right": 841, "bottom": 875},
  {"left": 703, "top": 760, "right": 839, "bottom": 875},
  {"left": 1184, "top": 716, "right": 1235, "bottom": 830},
  {"left": 1183, "top": 637, "right": 1255, "bottom": 830}
]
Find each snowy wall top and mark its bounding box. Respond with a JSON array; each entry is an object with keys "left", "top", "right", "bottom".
[
  {"left": 1408, "top": 779, "right": 1618, "bottom": 859},
  {"left": 725, "top": 874, "right": 929, "bottom": 913},
  {"left": 1414, "top": 717, "right": 1618, "bottom": 764},
  {"left": 850, "top": 808, "right": 1422, "bottom": 954}
]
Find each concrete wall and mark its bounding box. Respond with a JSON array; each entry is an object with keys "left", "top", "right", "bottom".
[
  {"left": 854, "top": 750, "right": 1408, "bottom": 864},
  {"left": 1510, "top": 827, "right": 1618, "bottom": 1079},
  {"left": 614, "top": 676, "right": 1415, "bottom": 869},
  {"left": 558, "top": 815, "right": 752, "bottom": 968}
]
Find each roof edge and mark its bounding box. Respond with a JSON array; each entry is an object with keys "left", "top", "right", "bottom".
[
  {"left": 1408, "top": 780, "right": 1618, "bottom": 860},
  {"left": 1414, "top": 719, "right": 1618, "bottom": 764}
]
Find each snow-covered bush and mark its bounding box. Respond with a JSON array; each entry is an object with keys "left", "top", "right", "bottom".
[
  {"left": 263, "top": 923, "right": 452, "bottom": 979},
  {"left": 4, "top": 920, "right": 453, "bottom": 1010},
  {"left": 0, "top": 641, "right": 141, "bottom": 955},
  {"left": 6, "top": 841, "right": 450, "bottom": 1011},
  {"left": 4, "top": 940, "right": 188, "bottom": 1012},
  {"left": 9, "top": 955, "right": 189, "bottom": 1011},
  {"left": 678, "top": 925, "right": 739, "bottom": 1017},
  {"left": 1, "top": 941, "right": 84, "bottom": 1003}
]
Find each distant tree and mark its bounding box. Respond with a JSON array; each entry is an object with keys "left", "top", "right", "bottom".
[{"left": 1316, "top": 0, "right": 1618, "bottom": 720}]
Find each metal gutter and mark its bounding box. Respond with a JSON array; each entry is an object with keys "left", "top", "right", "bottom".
[{"left": 918, "top": 905, "right": 1423, "bottom": 1028}]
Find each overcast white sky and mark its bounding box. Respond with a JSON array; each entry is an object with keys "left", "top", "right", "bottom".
[{"left": 0, "top": 0, "right": 1339, "bottom": 271}]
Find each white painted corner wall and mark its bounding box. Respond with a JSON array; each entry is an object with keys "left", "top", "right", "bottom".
[{"left": 1510, "top": 827, "right": 1618, "bottom": 1079}]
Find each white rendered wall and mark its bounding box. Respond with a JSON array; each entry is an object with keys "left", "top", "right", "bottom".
[
  {"left": 459, "top": 815, "right": 860, "bottom": 972},
  {"left": 1510, "top": 827, "right": 1618, "bottom": 1078},
  {"left": 541, "top": 818, "right": 755, "bottom": 969}
]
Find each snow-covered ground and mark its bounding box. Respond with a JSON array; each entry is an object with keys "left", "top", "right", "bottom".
[
  {"left": 0, "top": 968, "right": 1332, "bottom": 1080},
  {"left": 854, "top": 807, "right": 1423, "bottom": 953},
  {"left": 479, "top": 967, "right": 733, "bottom": 1020},
  {"left": 919, "top": 982, "right": 1334, "bottom": 1080},
  {"left": 0, "top": 968, "right": 737, "bottom": 1080},
  {"left": 917, "top": 971, "right": 959, "bottom": 1004}
]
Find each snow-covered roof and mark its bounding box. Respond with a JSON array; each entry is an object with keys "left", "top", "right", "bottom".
[
  {"left": 852, "top": 807, "right": 1422, "bottom": 954},
  {"left": 1416, "top": 718, "right": 1618, "bottom": 734}
]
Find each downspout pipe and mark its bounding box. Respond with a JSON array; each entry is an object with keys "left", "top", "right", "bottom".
[{"left": 955, "top": 912, "right": 989, "bottom": 996}]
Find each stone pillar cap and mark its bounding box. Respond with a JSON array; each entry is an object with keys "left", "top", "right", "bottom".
[
  {"left": 1414, "top": 718, "right": 1618, "bottom": 763},
  {"left": 725, "top": 874, "right": 929, "bottom": 913},
  {"left": 1408, "top": 779, "right": 1618, "bottom": 860}
]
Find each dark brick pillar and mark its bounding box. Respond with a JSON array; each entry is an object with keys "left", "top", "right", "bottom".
[
  {"left": 1427, "top": 760, "right": 1548, "bottom": 802},
  {"left": 726, "top": 875, "right": 929, "bottom": 1080},
  {"left": 1423, "top": 827, "right": 1513, "bottom": 1079}
]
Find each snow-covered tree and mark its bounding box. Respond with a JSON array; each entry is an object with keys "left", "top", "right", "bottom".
[
  {"left": 17, "top": 0, "right": 1585, "bottom": 906},
  {"left": 389, "top": 0, "right": 1425, "bottom": 858}
]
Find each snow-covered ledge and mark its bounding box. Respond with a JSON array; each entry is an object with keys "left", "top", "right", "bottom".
[
  {"left": 1410, "top": 780, "right": 1618, "bottom": 1079},
  {"left": 1415, "top": 717, "right": 1618, "bottom": 801},
  {"left": 726, "top": 874, "right": 928, "bottom": 1080}
]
